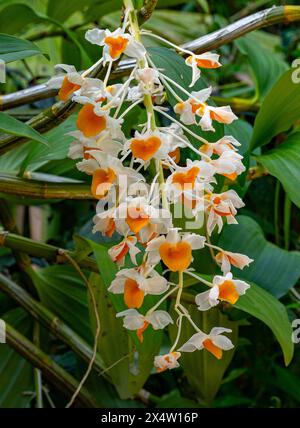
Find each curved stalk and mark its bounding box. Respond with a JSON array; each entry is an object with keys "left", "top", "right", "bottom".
[
  {"left": 0, "top": 272, "right": 107, "bottom": 377},
  {"left": 5, "top": 322, "right": 99, "bottom": 408}
]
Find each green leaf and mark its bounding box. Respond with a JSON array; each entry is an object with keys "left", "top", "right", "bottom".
[
  {"left": 219, "top": 215, "right": 300, "bottom": 297},
  {"left": 20, "top": 115, "right": 77, "bottom": 173},
  {"left": 250, "top": 68, "right": 300, "bottom": 149},
  {"left": 0, "top": 4, "right": 42, "bottom": 34},
  {"left": 235, "top": 33, "right": 288, "bottom": 100},
  {"left": 169, "top": 305, "right": 238, "bottom": 404},
  {"left": 271, "top": 364, "right": 300, "bottom": 403},
  {"left": 88, "top": 240, "right": 164, "bottom": 399},
  {"left": 143, "top": 10, "right": 208, "bottom": 45},
  {"left": 148, "top": 46, "right": 224, "bottom": 143},
  {"left": 0, "top": 308, "right": 34, "bottom": 408},
  {"left": 224, "top": 119, "right": 253, "bottom": 156},
  {"left": 235, "top": 283, "right": 294, "bottom": 366},
  {"left": 31, "top": 265, "right": 93, "bottom": 343},
  {"left": 0, "top": 5, "right": 90, "bottom": 68},
  {"left": 0, "top": 33, "right": 43, "bottom": 62},
  {"left": 84, "top": 1, "right": 123, "bottom": 22},
  {"left": 256, "top": 132, "right": 300, "bottom": 208},
  {"left": 47, "top": 0, "right": 91, "bottom": 21},
  {"left": 0, "top": 112, "right": 48, "bottom": 146}
]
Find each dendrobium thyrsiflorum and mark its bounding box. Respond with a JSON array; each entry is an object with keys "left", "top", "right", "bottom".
[{"left": 49, "top": 0, "right": 254, "bottom": 374}]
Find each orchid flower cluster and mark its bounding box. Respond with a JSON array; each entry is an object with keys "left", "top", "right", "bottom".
[{"left": 48, "top": 4, "right": 253, "bottom": 374}]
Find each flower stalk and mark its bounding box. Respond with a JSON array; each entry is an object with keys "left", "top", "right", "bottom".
[{"left": 5, "top": 322, "right": 99, "bottom": 408}]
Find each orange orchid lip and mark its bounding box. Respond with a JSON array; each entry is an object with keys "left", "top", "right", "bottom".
[
  {"left": 83, "top": 147, "right": 102, "bottom": 160},
  {"left": 203, "top": 338, "right": 222, "bottom": 359},
  {"left": 58, "top": 76, "right": 81, "bottom": 102},
  {"left": 91, "top": 167, "right": 116, "bottom": 199},
  {"left": 130, "top": 136, "right": 162, "bottom": 161},
  {"left": 213, "top": 207, "right": 232, "bottom": 217},
  {"left": 114, "top": 242, "right": 129, "bottom": 263},
  {"left": 187, "top": 55, "right": 221, "bottom": 69},
  {"left": 105, "top": 218, "right": 116, "bottom": 237},
  {"left": 159, "top": 241, "right": 192, "bottom": 272},
  {"left": 156, "top": 352, "right": 178, "bottom": 373},
  {"left": 76, "top": 104, "right": 107, "bottom": 137},
  {"left": 124, "top": 278, "right": 144, "bottom": 308},
  {"left": 222, "top": 172, "right": 237, "bottom": 181},
  {"left": 126, "top": 208, "right": 150, "bottom": 234},
  {"left": 172, "top": 166, "right": 200, "bottom": 189},
  {"left": 218, "top": 280, "right": 239, "bottom": 304},
  {"left": 104, "top": 35, "right": 129, "bottom": 59},
  {"left": 137, "top": 321, "right": 149, "bottom": 343}
]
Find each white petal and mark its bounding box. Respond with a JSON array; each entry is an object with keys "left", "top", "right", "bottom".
[
  {"left": 191, "top": 87, "right": 212, "bottom": 103},
  {"left": 144, "top": 275, "right": 169, "bottom": 295},
  {"left": 85, "top": 28, "right": 106, "bottom": 46},
  {"left": 146, "top": 310, "right": 173, "bottom": 330},
  {"left": 76, "top": 159, "right": 99, "bottom": 174},
  {"left": 178, "top": 332, "right": 207, "bottom": 352},
  {"left": 195, "top": 289, "right": 216, "bottom": 311},
  {"left": 116, "top": 309, "right": 145, "bottom": 330},
  {"left": 199, "top": 107, "right": 214, "bottom": 132},
  {"left": 108, "top": 277, "right": 125, "bottom": 293},
  {"left": 210, "top": 327, "right": 232, "bottom": 336},
  {"left": 234, "top": 279, "right": 250, "bottom": 296},
  {"left": 125, "top": 39, "right": 146, "bottom": 59},
  {"left": 211, "top": 335, "right": 234, "bottom": 351},
  {"left": 183, "top": 233, "right": 206, "bottom": 249}
]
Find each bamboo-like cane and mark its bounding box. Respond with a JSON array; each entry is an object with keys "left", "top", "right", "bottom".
[
  {"left": 0, "top": 272, "right": 107, "bottom": 376},
  {"left": 0, "top": 175, "right": 92, "bottom": 199},
  {"left": 5, "top": 322, "right": 99, "bottom": 408},
  {"left": 0, "top": 231, "right": 98, "bottom": 272},
  {"left": 0, "top": 60, "right": 106, "bottom": 155},
  {"left": 0, "top": 5, "right": 299, "bottom": 115}
]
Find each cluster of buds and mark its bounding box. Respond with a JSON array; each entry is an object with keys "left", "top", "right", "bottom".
[{"left": 49, "top": 3, "right": 253, "bottom": 374}]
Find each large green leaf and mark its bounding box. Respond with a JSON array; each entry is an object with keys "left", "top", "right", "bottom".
[
  {"left": 235, "top": 33, "right": 288, "bottom": 100},
  {"left": 0, "top": 4, "right": 43, "bottom": 34},
  {"left": 0, "top": 116, "right": 78, "bottom": 176},
  {"left": 250, "top": 68, "right": 300, "bottom": 149},
  {"left": 31, "top": 265, "right": 93, "bottom": 343},
  {"left": 235, "top": 283, "right": 294, "bottom": 366},
  {"left": 218, "top": 215, "right": 300, "bottom": 298},
  {"left": 224, "top": 119, "right": 253, "bottom": 156},
  {"left": 47, "top": 0, "right": 91, "bottom": 21},
  {"left": 271, "top": 364, "right": 300, "bottom": 404},
  {"left": 0, "top": 33, "right": 43, "bottom": 62},
  {"left": 148, "top": 47, "right": 224, "bottom": 143},
  {"left": 88, "top": 240, "right": 164, "bottom": 399},
  {"left": 0, "top": 308, "right": 34, "bottom": 408},
  {"left": 0, "top": 112, "right": 48, "bottom": 146},
  {"left": 20, "top": 115, "right": 77, "bottom": 173},
  {"left": 169, "top": 305, "right": 238, "bottom": 404},
  {"left": 256, "top": 132, "right": 300, "bottom": 208},
  {"left": 143, "top": 10, "right": 208, "bottom": 45}
]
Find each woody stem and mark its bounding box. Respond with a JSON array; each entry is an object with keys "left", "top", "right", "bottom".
[{"left": 124, "top": 0, "right": 169, "bottom": 212}]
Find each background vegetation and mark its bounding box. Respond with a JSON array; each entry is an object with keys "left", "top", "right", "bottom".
[{"left": 0, "top": 0, "right": 300, "bottom": 408}]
